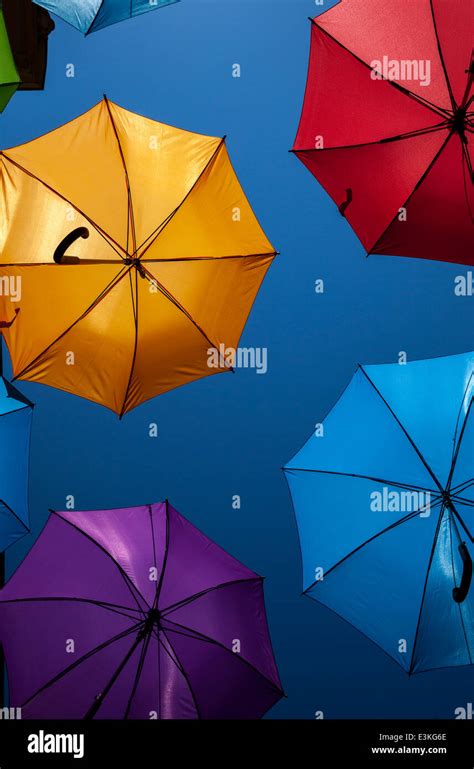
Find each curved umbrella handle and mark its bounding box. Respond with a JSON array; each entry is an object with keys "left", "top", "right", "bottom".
[
  {"left": 0, "top": 308, "right": 20, "bottom": 329},
  {"left": 453, "top": 542, "right": 472, "bottom": 603},
  {"left": 338, "top": 188, "right": 352, "bottom": 217},
  {"left": 54, "top": 227, "right": 90, "bottom": 264}
]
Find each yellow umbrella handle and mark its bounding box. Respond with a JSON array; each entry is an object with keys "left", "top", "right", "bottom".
[{"left": 54, "top": 227, "right": 89, "bottom": 264}]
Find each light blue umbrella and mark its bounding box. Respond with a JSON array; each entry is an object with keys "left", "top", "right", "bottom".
[
  {"left": 285, "top": 352, "right": 474, "bottom": 674},
  {"left": 0, "top": 372, "right": 32, "bottom": 559},
  {"left": 33, "top": 0, "right": 179, "bottom": 35},
  {"left": 0, "top": 342, "right": 32, "bottom": 706}
]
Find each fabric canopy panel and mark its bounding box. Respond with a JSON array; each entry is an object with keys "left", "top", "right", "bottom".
[
  {"left": 32, "top": 0, "right": 179, "bottom": 34},
  {"left": 293, "top": 0, "right": 473, "bottom": 263},
  {"left": 0, "top": 99, "right": 276, "bottom": 415}
]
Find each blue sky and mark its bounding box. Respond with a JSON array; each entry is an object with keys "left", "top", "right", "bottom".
[{"left": 1, "top": 0, "right": 473, "bottom": 718}]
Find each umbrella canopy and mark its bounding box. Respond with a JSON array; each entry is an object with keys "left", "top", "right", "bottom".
[
  {"left": 293, "top": 0, "right": 473, "bottom": 263},
  {"left": 3, "top": 0, "right": 55, "bottom": 92},
  {"left": 284, "top": 351, "right": 474, "bottom": 674},
  {"left": 0, "top": 98, "right": 276, "bottom": 415},
  {"left": 0, "top": 501, "right": 283, "bottom": 718},
  {"left": 0, "top": 375, "right": 32, "bottom": 554},
  {"left": 0, "top": 8, "right": 20, "bottom": 112},
  {"left": 32, "top": 0, "right": 178, "bottom": 34}
]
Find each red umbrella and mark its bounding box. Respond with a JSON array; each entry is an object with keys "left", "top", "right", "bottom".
[{"left": 293, "top": 0, "right": 473, "bottom": 264}]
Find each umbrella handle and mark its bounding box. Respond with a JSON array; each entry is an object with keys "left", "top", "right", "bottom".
[
  {"left": 453, "top": 542, "right": 472, "bottom": 603},
  {"left": 54, "top": 227, "right": 90, "bottom": 264},
  {"left": 338, "top": 188, "right": 352, "bottom": 217}
]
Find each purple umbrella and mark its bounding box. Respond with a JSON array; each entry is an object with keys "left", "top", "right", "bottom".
[{"left": 0, "top": 501, "right": 283, "bottom": 719}]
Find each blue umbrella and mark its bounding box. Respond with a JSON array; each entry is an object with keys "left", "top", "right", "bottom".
[
  {"left": 0, "top": 372, "right": 32, "bottom": 563},
  {"left": 0, "top": 341, "right": 32, "bottom": 706},
  {"left": 32, "top": 0, "right": 179, "bottom": 35},
  {"left": 284, "top": 351, "right": 474, "bottom": 674}
]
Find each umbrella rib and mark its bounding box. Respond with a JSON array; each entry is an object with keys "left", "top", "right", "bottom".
[
  {"left": 123, "top": 631, "right": 153, "bottom": 719},
  {"left": 367, "top": 131, "right": 453, "bottom": 255},
  {"left": 148, "top": 504, "right": 158, "bottom": 602},
  {"left": 164, "top": 619, "right": 283, "bottom": 695},
  {"left": 85, "top": 0, "right": 105, "bottom": 34},
  {"left": 452, "top": 495, "right": 474, "bottom": 507},
  {"left": 119, "top": 268, "right": 139, "bottom": 418},
  {"left": 310, "top": 19, "right": 451, "bottom": 119},
  {"left": 449, "top": 377, "right": 474, "bottom": 474},
  {"left": 140, "top": 251, "right": 278, "bottom": 263},
  {"left": 0, "top": 596, "right": 144, "bottom": 623},
  {"left": 461, "top": 59, "right": 473, "bottom": 109},
  {"left": 0, "top": 261, "right": 126, "bottom": 267},
  {"left": 461, "top": 142, "right": 474, "bottom": 223},
  {"left": 451, "top": 477, "right": 474, "bottom": 495},
  {"left": 304, "top": 503, "right": 442, "bottom": 595},
  {"left": 161, "top": 577, "right": 263, "bottom": 618},
  {"left": 360, "top": 367, "right": 444, "bottom": 492},
  {"left": 0, "top": 154, "right": 127, "bottom": 262},
  {"left": 449, "top": 504, "right": 474, "bottom": 543},
  {"left": 21, "top": 621, "right": 143, "bottom": 710},
  {"left": 84, "top": 630, "right": 145, "bottom": 719},
  {"left": 283, "top": 467, "right": 438, "bottom": 495},
  {"left": 447, "top": 396, "right": 474, "bottom": 492},
  {"left": 103, "top": 96, "right": 137, "bottom": 255},
  {"left": 50, "top": 510, "right": 149, "bottom": 611},
  {"left": 158, "top": 628, "right": 202, "bottom": 718},
  {"left": 448, "top": 514, "right": 473, "bottom": 665},
  {"left": 135, "top": 138, "right": 226, "bottom": 260},
  {"left": 293, "top": 122, "right": 449, "bottom": 154},
  {"left": 429, "top": 0, "right": 457, "bottom": 111},
  {"left": 154, "top": 500, "right": 170, "bottom": 609},
  {"left": 408, "top": 506, "right": 445, "bottom": 674},
  {"left": 0, "top": 497, "right": 29, "bottom": 535},
  {"left": 12, "top": 265, "right": 131, "bottom": 383},
  {"left": 157, "top": 624, "right": 161, "bottom": 719},
  {"left": 302, "top": 592, "right": 415, "bottom": 676}
]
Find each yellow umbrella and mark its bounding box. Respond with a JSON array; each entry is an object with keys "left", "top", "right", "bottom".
[{"left": 0, "top": 98, "right": 276, "bottom": 415}]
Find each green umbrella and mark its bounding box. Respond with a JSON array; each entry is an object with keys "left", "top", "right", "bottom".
[{"left": 0, "top": 7, "right": 20, "bottom": 112}]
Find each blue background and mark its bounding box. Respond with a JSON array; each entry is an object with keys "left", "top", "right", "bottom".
[{"left": 1, "top": 0, "right": 473, "bottom": 718}]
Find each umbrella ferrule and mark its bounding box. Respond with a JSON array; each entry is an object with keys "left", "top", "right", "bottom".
[
  {"left": 140, "top": 608, "right": 161, "bottom": 637},
  {"left": 451, "top": 107, "right": 467, "bottom": 141},
  {"left": 124, "top": 257, "right": 147, "bottom": 279},
  {"left": 441, "top": 490, "right": 456, "bottom": 513}
]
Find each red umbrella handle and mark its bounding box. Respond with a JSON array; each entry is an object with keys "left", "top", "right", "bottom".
[
  {"left": 453, "top": 542, "right": 472, "bottom": 603},
  {"left": 338, "top": 188, "right": 353, "bottom": 217}
]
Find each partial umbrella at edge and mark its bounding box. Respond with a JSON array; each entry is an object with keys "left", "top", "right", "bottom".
[
  {"left": 293, "top": 0, "right": 473, "bottom": 263},
  {"left": 284, "top": 351, "right": 474, "bottom": 674},
  {"left": 0, "top": 501, "right": 283, "bottom": 718},
  {"left": 0, "top": 375, "right": 32, "bottom": 554},
  {"left": 32, "top": 0, "right": 179, "bottom": 34},
  {"left": 0, "top": 8, "right": 20, "bottom": 112},
  {"left": 0, "top": 98, "right": 276, "bottom": 415}
]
